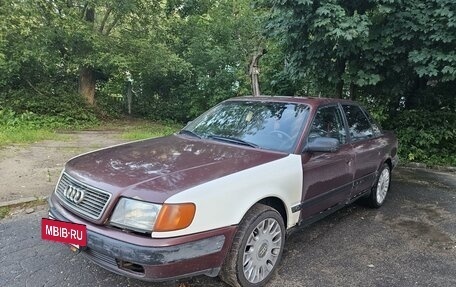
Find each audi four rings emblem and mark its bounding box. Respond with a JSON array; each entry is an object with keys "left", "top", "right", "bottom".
[{"left": 63, "top": 185, "right": 85, "bottom": 204}]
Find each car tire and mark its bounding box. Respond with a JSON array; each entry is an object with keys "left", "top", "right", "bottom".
[
  {"left": 367, "top": 163, "right": 391, "bottom": 208},
  {"left": 220, "top": 203, "right": 285, "bottom": 287}
]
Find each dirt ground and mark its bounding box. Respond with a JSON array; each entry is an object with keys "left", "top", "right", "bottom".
[{"left": 0, "top": 130, "right": 129, "bottom": 203}]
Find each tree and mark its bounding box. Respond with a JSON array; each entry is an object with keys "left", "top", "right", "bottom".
[
  {"left": 165, "top": 0, "right": 265, "bottom": 116},
  {"left": 263, "top": 0, "right": 456, "bottom": 108},
  {"left": 1, "top": 0, "right": 267, "bottom": 121},
  {"left": 46, "top": 0, "right": 163, "bottom": 105},
  {"left": 263, "top": 0, "right": 375, "bottom": 98},
  {"left": 249, "top": 48, "right": 265, "bottom": 96}
]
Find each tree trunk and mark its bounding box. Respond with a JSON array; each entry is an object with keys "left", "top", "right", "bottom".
[
  {"left": 105, "top": 15, "right": 120, "bottom": 36},
  {"left": 99, "top": 6, "right": 112, "bottom": 34},
  {"left": 335, "top": 81, "right": 344, "bottom": 99},
  {"left": 405, "top": 76, "right": 427, "bottom": 109},
  {"left": 79, "top": 67, "right": 96, "bottom": 105},
  {"left": 126, "top": 81, "right": 132, "bottom": 114},
  {"left": 335, "top": 59, "right": 346, "bottom": 98},
  {"left": 349, "top": 82, "right": 356, "bottom": 100},
  {"left": 249, "top": 48, "right": 265, "bottom": 97},
  {"left": 84, "top": 6, "right": 95, "bottom": 22},
  {"left": 78, "top": 6, "right": 96, "bottom": 106}
]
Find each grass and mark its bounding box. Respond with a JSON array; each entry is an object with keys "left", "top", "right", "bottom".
[
  {"left": 22, "top": 197, "right": 48, "bottom": 209},
  {"left": 0, "top": 115, "right": 181, "bottom": 146},
  {"left": 0, "top": 198, "right": 48, "bottom": 220},
  {"left": 0, "top": 108, "right": 100, "bottom": 146},
  {"left": 0, "top": 128, "right": 57, "bottom": 146},
  {"left": 0, "top": 206, "right": 10, "bottom": 219},
  {"left": 120, "top": 122, "right": 181, "bottom": 140},
  {"left": 0, "top": 127, "right": 75, "bottom": 147}
]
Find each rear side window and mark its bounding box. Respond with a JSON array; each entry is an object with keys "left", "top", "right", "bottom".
[
  {"left": 362, "top": 108, "right": 382, "bottom": 136},
  {"left": 342, "top": 105, "right": 374, "bottom": 141}
]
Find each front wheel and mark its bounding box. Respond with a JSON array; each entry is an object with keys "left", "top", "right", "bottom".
[
  {"left": 368, "top": 163, "right": 391, "bottom": 208},
  {"left": 220, "top": 204, "right": 285, "bottom": 287}
]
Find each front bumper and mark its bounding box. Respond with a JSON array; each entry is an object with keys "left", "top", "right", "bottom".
[{"left": 48, "top": 194, "right": 237, "bottom": 281}]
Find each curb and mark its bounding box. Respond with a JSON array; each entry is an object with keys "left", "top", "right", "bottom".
[
  {"left": 399, "top": 162, "right": 456, "bottom": 173},
  {"left": 0, "top": 196, "right": 48, "bottom": 208}
]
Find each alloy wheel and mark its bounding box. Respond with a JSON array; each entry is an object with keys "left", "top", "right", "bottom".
[{"left": 242, "top": 218, "right": 283, "bottom": 284}]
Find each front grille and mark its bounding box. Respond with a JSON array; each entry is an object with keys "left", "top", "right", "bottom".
[
  {"left": 83, "top": 248, "right": 118, "bottom": 268},
  {"left": 55, "top": 172, "right": 111, "bottom": 220},
  {"left": 83, "top": 248, "right": 145, "bottom": 275}
]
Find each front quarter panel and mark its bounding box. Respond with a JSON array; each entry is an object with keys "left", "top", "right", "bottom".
[{"left": 152, "top": 154, "right": 303, "bottom": 238}]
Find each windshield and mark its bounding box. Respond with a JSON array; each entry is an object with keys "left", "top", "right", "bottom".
[{"left": 183, "top": 100, "right": 310, "bottom": 153}]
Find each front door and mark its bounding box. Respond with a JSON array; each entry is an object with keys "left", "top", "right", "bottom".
[{"left": 300, "top": 105, "right": 354, "bottom": 220}]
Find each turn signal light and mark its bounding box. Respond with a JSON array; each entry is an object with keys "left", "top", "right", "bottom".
[{"left": 154, "top": 203, "right": 196, "bottom": 232}]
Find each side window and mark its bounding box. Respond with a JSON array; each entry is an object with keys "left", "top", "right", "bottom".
[
  {"left": 308, "top": 106, "right": 347, "bottom": 144},
  {"left": 362, "top": 108, "right": 382, "bottom": 136},
  {"left": 342, "top": 105, "right": 374, "bottom": 141}
]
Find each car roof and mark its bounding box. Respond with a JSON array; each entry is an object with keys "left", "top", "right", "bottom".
[{"left": 226, "top": 96, "right": 357, "bottom": 108}]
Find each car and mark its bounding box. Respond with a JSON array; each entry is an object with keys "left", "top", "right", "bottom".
[{"left": 47, "top": 96, "right": 398, "bottom": 287}]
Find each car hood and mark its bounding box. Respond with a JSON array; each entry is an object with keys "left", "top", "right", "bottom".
[{"left": 64, "top": 134, "right": 287, "bottom": 203}]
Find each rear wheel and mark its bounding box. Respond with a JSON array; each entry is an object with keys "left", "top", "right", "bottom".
[
  {"left": 220, "top": 204, "right": 285, "bottom": 287},
  {"left": 368, "top": 163, "right": 391, "bottom": 208}
]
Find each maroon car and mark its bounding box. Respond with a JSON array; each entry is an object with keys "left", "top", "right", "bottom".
[{"left": 47, "top": 96, "right": 398, "bottom": 287}]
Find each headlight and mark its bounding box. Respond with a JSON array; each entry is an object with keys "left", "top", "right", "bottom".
[
  {"left": 110, "top": 198, "right": 161, "bottom": 233},
  {"left": 110, "top": 198, "right": 196, "bottom": 234}
]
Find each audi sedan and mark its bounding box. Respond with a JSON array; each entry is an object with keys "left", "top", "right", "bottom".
[{"left": 47, "top": 96, "right": 398, "bottom": 287}]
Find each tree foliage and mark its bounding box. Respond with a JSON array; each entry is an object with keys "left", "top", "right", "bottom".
[
  {"left": 263, "top": 0, "right": 455, "bottom": 105},
  {"left": 164, "top": 0, "right": 266, "bottom": 117},
  {"left": 1, "top": 0, "right": 266, "bottom": 121}
]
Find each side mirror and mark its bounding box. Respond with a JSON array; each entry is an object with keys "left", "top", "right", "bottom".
[{"left": 304, "top": 137, "right": 339, "bottom": 153}]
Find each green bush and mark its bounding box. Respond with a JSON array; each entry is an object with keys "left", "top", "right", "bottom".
[
  {"left": 94, "top": 93, "right": 125, "bottom": 119},
  {"left": 0, "top": 109, "right": 91, "bottom": 130},
  {"left": 0, "top": 88, "right": 98, "bottom": 128},
  {"left": 385, "top": 110, "right": 456, "bottom": 166}
]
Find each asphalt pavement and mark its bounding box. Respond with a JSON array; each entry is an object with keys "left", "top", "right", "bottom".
[{"left": 1, "top": 167, "right": 455, "bottom": 287}]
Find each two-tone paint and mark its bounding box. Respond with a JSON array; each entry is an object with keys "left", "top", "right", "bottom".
[{"left": 48, "top": 96, "right": 398, "bottom": 282}]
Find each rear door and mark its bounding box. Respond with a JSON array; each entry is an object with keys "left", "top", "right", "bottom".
[
  {"left": 300, "top": 105, "right": 354, "bottom": 220},
  {"left": 342, "top": 104, "right": 382, "bottom": 198}
]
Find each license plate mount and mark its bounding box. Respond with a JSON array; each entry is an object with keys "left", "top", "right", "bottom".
[{"left": 41, "top": 218, "right": 87, "bottom": 247}]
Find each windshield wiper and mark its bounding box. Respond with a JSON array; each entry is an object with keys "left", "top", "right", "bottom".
[
  {"left": 207, "top": 135, "right": 259, "bottom": 148},
  {"left": 179, "top": 129, "right": 201, "bottom": 139}
]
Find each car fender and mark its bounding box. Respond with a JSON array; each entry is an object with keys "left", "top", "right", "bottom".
[{"left": 152, "top": 154, "right": 303, "bottom": 238}]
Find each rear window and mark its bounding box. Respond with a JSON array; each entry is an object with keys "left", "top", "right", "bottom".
[
  {"left": 362, "top": 108, "right": 382, "bottom": 136},
  {"left": 342, "top": 105, "right": 374, "bottom": 141}
]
